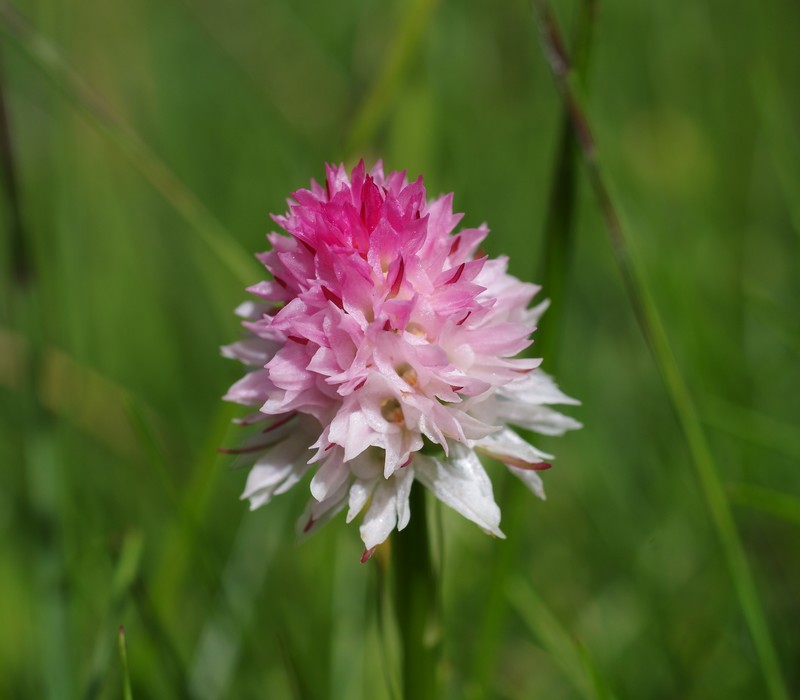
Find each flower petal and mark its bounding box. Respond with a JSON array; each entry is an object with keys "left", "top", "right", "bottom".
[
  {"left": 297, "top": 480, "right": 350, "bottom": 537},
  {"left": 508, "top": 467, "right": 546, "bottom": 500},
  {"left": 241, "top": 432, "right": 311, "bottom": 509},
  {"left": 359, "top": 480, "right": 398, "bottom": 549},
  {"left": 473, "top": 427, "right": 553, "bottom": 466},
  {"left": 501, "top": 370, "right": 581, "bottom": 406},
  {"left": 346, "top": 478, "right": 375, "bottom": 523},
  {"left": 506, "top": 405, "right": 583, "bottom": 436},
  {"left": 309, "top": 448, "right": 349, "bottom": 502},
  {"left": 394, "top": 465, "right": 415, "bottom": 531},
  {"left": 413, "top": 445, "right": 504, "bottom": 538}
]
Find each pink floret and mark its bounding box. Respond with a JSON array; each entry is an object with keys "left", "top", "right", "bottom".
[{"left": 222, "top": 161, "right": 581, "bottom": 555}]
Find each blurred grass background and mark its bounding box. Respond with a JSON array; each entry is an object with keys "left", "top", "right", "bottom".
[{"left": 1, "top": 0, "right": 799, "bottom": 697}]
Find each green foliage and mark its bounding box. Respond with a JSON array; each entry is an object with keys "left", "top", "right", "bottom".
[{"left": 1, "top": 0, "right": 798, "bottom": 698}]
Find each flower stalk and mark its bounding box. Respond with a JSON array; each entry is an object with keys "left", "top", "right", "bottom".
[{"left": 392, "top": 482, "right": 441, "bottom": 700}]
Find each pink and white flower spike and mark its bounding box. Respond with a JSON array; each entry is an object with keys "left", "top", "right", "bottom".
[{"left": 222, "top": 161, "right": 581, "bottom": 559}]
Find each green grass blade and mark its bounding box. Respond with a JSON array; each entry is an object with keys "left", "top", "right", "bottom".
[
  {"left": 28, "top": 430, "right": 73, "bottom": 699},
  {"left": 187, "top": 510, "right": 286, "bottom": 699},
  {"left": 345, "top": 0, "right": 439, "bottom": 157},
  {"left": 531, "top": 3, "right": 790, "bottom": 698},
  {"left": 84, "top": 531, "right": 144, "bottom": 700},
  {"left": 118, "top": 626, "right": 134, "bottom": 700},
  {"left": 575, "top": 638, "right": 617, "bottom": 700},
  {"left": 150, "top": 402, "right": 237, "bottom": 618},
  {"left": 751, "top": 65, "right": 800, "bottom": 240},
  {"left": 0, "top": 1, "right": 256, "bottom": 287},
  {"left": 702, "top": 396, "right": 800, "bottom": 463},
  {"left": 508, "top": 579, "right": 619, "bottom": 700},
  {"left": 728, "top": 483, "right": 800, "bottom": 527}
]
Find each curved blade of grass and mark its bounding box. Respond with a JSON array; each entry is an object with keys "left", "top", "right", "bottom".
[
  {"left": 702, "top": 395, "right": 800, "bottom": 463},
  {"left": 275, "top": 620, "right": 321, "bottom": 700},
  {"left": 508, "top": 579, "right": 619, "bottom": 700},
  {"left": 84, "top": 531, "right": 144, "bottom": 700},
  {"left": 150, "top": 401, "right": 237, "bottom": 617},
  {"left": 27, "top": 430, "right": 73, "bottom": 699},
  {"left": 345, "top": 0, "right": 439, "bottom": 157},
  {"left": 728, "top": 483, "right": 800, "bottom": 527},
  {"left": 574, "top": 637, "right": 617, "bottom": 700},
  {"left": 0, "top": 1, "right": 256, "bottom": 287},
  {"left": 531, "top": 3, "right": 789, "bottom": 698},
  {"left": 751, "top": 64, "right": 800, "bottom": 240}
]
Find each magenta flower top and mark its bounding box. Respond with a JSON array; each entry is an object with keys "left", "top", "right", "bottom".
[{"left": 223, "top": 161, "right": 580, "bottom": 560}]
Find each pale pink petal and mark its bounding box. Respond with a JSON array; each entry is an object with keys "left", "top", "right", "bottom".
[
  {"left": 502, "top": 370, "right": 582, "bottom": 406},
  {"left": 394, "top": 465, "right": 415, "bottom": 531},
  {"left": 223, "top": 370, "right": 274, "bottom": 406},
  {"left": 309, "top": 448, "right": 349, "bottom": 502},
  {"left": 297, "top": 480, "right": 350, "bottom": 536},
  {"left": 221, "top": 338, "right": 278, "bottom": 367},
  {"left": 413, "top": 445, "right": 504, "bottom": 538},
  {"left": 508, "top": 467, "right": 547, "bottom": 500},
  {"left": 346, "top": 479, "right": 375, "bottom": 523},
  {"left": 473, "top": 427, "right": 554, "bottom": 467},
  {"left": 241, "top": 432, "right": 311, "bottom": 509},
  {"left": 359, "top": 480, "right": 399, "bottom": 550},
  {"left": 505, "top": 405, "right": 583, "bottom": 436}
]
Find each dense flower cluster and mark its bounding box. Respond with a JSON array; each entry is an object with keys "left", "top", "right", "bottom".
[{"left": 223, "top": 161, "right": 580, "bottom": 560}]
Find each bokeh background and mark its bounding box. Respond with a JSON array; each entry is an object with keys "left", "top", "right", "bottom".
[{"left": 1, "top": 0, "right": 799, "bottom": 698}]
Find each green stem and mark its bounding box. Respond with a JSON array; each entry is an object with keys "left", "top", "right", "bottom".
[
  {"left": 392, "top": 482, "right": 441, "bottom": 700},
  {"left": 538, "top": 0, "right": 596, "bottom": 361}
]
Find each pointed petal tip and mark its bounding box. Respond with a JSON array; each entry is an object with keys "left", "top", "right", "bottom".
[
  {"left": 519, "top": 460, "right": 552, "bottom": 471},
  {"left": 360, "top": 546, "right": 376, "bottom": 563}
]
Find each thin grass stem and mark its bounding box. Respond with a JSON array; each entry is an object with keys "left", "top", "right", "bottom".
[
  {"left": 531, "top": 3, "right": 789, "bottom": 698},
  {"left": 345, "top": 0, "right": 439, "bottom": 158},
  {"left": 0, "top": 52, "right": 29, "bottom": 289},
  {"left": 117, "top": 626, "right": 134, "bottom": 700},
  {"left": 471, "top": 3, "right": 597, "bottom": 694},
  {"left": 83, "top": 531, "right": 143, "bottom": 700},
  {"left": 538, "top": 0, "right": 596, "bottom": 361}
]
